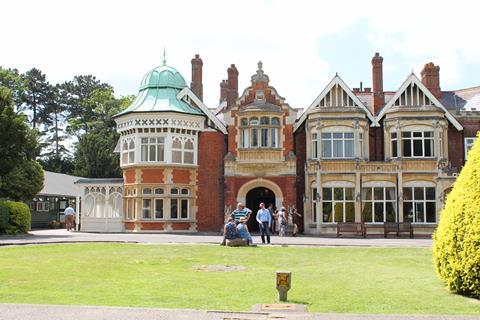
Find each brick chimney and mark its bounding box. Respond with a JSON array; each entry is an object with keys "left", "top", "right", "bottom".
[
  {"left": 190, "top": 54, "right": 203, "bottom": 101},
  {"left": 372, "top": 52, "right": 384, "bottom": 115},
  {"left": 421, "top": 62, "right": 441, "bottom": 99},
  {"left": 219, "top": 80, "right": 228, "bottom": 103},
  {"left": 226, "top": 64, "right": 239, "bottom": 106}
]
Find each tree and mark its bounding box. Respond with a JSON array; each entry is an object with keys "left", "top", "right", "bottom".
[
  {"left": 0, "top": 67, "right": 25, "bottom": 109},
  {"left": 72, "top": 88, "right": 133, "bottom": 178},
  {"left": 22, "top": 68, "right": 52, "bottom": 129},
  {"left": 433, "top": 133, "right": 480, "bottom": 298},
  {"left": 0, "top": 87, "right": 43, "bottom": 201},
  {"left": 60, "top": 75, "right": 111, "bottom": 137}
]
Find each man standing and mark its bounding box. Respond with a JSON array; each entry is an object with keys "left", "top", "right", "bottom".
[
  {"left": 64, "top": 205, "right": 75, "bottom": 231},
  {"left": 231, "top": 202, "right": 252, "bottom": 225},
  {"left": 256, "top": 202, "right": 271, "bottom": 244}
]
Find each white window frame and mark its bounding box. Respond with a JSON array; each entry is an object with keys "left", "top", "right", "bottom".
[
  {"left": 361, "top": 187, "right": 396, "bottom": 223},
  {"left": 36, "top": 202, "right": 50, "bottom": 212},
  {"left": 321, "top": 187, "right": 355, "bottom": 223},
  {"left": 403, "top": 186, "right": 436, "bottom": 223},
  {"left": 140, "top": 137, "right": 165, "bottom": 162},
  {"left": 465, "top": 137, "right": 477, "bottom": 160},
  {"left": 239, "top": 116, "right": 281, "bottom": 149},
  {"left": 321, "top": 132, "right": 355, "bottom": 159},
  {"left": 312, "top": 133, "right": 318, "bottom": 159},
  {"left": 401, "top": 131, "right": 434, "bottom": 158}
]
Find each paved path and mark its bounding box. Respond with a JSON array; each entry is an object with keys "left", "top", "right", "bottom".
[
  {"left": 0, "top": 229, "right": 432, "bottom": 247},
  {"left": 0, "top": 303, "right": 477, "bottom": 320}
]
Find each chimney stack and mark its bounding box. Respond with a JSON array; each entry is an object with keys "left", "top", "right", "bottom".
[
  {"left": 226, "top": 64, "right": 239, "bottom": 106},
  {"left": 190, "top": 54, "right": 203, "bottom": 101},
  {"left": 421, "top": 62, "right": 441, "bottom": 99},
  {"left": 219, "top": 80, "right": 228, "bottom": 103},
  {"left": 372, "top": 52, "right": 384, "bottom": 114}
]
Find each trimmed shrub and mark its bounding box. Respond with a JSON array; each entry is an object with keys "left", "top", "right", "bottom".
[
  {"left": 0, "top": 201, "right": 31, "bottom": 234},
  {"left": 433, "top": 133, "right": 480, "bottom": 298},
  {"left": 0, "top": 203, "right": 9, "bottom": 232}
]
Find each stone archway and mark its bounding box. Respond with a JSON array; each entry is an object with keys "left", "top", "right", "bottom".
[{"left": 237, "top": 178, "right": 284, "bottom": 231}]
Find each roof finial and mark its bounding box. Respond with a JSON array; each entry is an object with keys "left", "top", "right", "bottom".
[
  {"left": 162, "top": 47, "right": 167, "bottom": 66},
  {"left": 258, "top": 61, "right": 263, "bottom": 71}
]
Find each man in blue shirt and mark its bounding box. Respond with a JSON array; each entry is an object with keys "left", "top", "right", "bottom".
[{"left": 256, "top": 202, "right": 272, "bottom": 244}]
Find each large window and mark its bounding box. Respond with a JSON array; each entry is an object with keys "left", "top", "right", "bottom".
[
  {"left": 362, "top": 187, "right": 396, "bottom": 223},
  {"left": 121, "top": 138, "right": 135, "bottom": 164},
  {"left": 322, "top": 187, "right": 355, "bottom": 223},
  {"left": 403, "top": 187, "right": 436, "bottom": 223},
  {"left": 141, "top": 137, "right": 165, "bottom": 162},
  {"left": 170, "top": 188, "right": 189, "bottom": 220},
  {"left": 394, "top": 131, "right": 434, "bottom": 158},
  {"left": 465, "top": 137, "right": 477, "bottom": 160},
  {"left": 321, "top": 132, "right": 354, "bottom": 158},
  {"left": 140, "top": 187, "right": 166, "bottom": 220},
  {"left": 239, "top": 116, "right": 281, "bottom": 149}
]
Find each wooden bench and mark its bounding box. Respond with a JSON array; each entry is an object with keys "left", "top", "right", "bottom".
[
  {"left": 384, "top": 222, "right": 413, "bottom": 238},
  {"left": 337, "top": 222, "right": 365, "bottom": 238},
  {"left": 226, "top": 238, "right": 248, "bottom": 247}
]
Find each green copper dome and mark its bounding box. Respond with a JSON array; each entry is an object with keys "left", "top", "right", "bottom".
[
  {"left": 115, "top": 64, "right": 202, "bottom": 117},
  {"left": 139, "top": 65, "right": 187, "bottom": 90}
]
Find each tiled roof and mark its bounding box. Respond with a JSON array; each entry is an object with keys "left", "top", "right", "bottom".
[
  {"left": 40, "top": 171, "right": 82, "bottom": 197},
  {"left": 441, "top": 86, "right": 480, "bottom": 112},
  {"left": 354, "top": 92, "right": 396, "bottom": 113}
]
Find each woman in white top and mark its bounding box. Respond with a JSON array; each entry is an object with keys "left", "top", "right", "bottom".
[{"left": 278, "top": 207, "right": 287, "bottom": 237}]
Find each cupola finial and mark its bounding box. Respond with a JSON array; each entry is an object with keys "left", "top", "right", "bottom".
[{"left": 162, "top": 47, "right": 167, "bottom": 66}]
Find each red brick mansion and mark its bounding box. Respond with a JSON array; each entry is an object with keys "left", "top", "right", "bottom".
[{"left": 77, "top": 53, "right": 480, "bottom": 235}]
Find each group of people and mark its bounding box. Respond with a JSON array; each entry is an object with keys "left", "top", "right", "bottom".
[{"left": 222, "top": 202, "right": 302, "bottom": 246}]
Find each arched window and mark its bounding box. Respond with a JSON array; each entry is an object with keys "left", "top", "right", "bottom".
[
  {"left": 260, "top": 117, "right": 270, "bottom": 125},
  {"left": 271, "top": 117, "right": 280, "bottom": 125},
  {"left": 184, "top": 139, "right": 194, "bottom": 164},
  {"left": 240, "top": 118, "right": 248, "bottom": 126},
  {"left": 249, "top": 117, "right": 259, "bottom": 125},
  {"left": 128, "top": 140, "right": 135, "bottom": 163},
  {"left": 172, "top": 138, "right": 182, "bottom": 163}
]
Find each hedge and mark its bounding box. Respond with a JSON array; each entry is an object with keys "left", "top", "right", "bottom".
[
  {"left": 0, "top": 203, "right": 8, "bottom": 231},
  {"left": 0, "top": 201, "right": 30, "bottom": 234},
  {"left": 433, "top": 133, "right": 480, "bottom": 298}
]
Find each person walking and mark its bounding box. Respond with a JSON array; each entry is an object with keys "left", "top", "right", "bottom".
[
  {"left": 291, "top": 206, "right": 302, "bottom": 236},
  {"left": 278, "top": 207, "right": 288, "bottom": 237},
  {"left": 256, "top": 202, "right": 271, "bottom": 244},
  {"left": 231, "top": 202, "right": 252, "bottom": 225},
  {"left": 64, "top": 205, "right": 75, "bottom": 231}
]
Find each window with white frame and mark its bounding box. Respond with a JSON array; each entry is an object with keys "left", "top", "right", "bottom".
[
  {"left": 312, "top": 187, "right": 318, "bottom": 223},
  {"left": 322, "top": 187, "right": 355, "bottom": 223},
  {"left": 400, "top": 131, "right": 434, "bottom": 157},
  {"left": 172, "top": 138, "right": 183, "bottom": 163},
  {"left": 321, "top": 132, "right": 354, "bottom": 158},
  {"left": 465, "top": 137, "right": 477, "bottom": 160},
  {"left": 403, "top": 187, "right": 436, "bottom": 223},
  {"left": 141, "top": 187, "right": 166, "bottom": 220},
  {"left": 362, "top": 187, "right": 396, "bottom": 223},
  {"left": 121, "top": 138, "right": 135, "bottom": 164},
  {"left": 311, "top": 133, "right": 318, "bottom": 159},
  {"left": 391, "top": 132, "right": 398, "bottom": 158},
  {"left": 36, "top": 202, "right": 50, "bottom": 212},
  {"left": 141, "top": 137, "right": 165, "bottom": 162},
  {"left": 239, "top": 116, "right": 281, "bottom": 149},
  {"left": 170, "top": 188, "right": 189, "bottom": 219}
]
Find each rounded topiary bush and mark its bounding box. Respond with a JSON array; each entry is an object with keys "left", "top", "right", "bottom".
[
  {"left": 433, "top": 133, "right": 480, "bottom": 298},
  {"left": 0, "top": 201, "right": 31, "bottom": 234}
]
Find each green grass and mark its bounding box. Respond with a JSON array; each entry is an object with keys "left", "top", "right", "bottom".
[{"left": 0, "top": 244, "right": 478, "bottom": 314}]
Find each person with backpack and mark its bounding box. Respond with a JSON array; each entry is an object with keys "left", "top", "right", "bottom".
[
  {"left": 221, "top": 216, "right": 237, "bottom": 245},
  {"left": 278, "top": 207, "right": 288, "bottom": 237}
]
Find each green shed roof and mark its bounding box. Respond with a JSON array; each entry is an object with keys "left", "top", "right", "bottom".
[{"left": 115, "top": 64, "right": 202, "bottom": 117}]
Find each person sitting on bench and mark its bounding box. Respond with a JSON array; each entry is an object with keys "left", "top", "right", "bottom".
[{"left": 236, "top": 216, "right": 253, "bottom": 245}]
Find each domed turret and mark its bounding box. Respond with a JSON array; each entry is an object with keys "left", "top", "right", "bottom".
[{"left": 139, "top": 65, "right": 187, "bottom": 90}]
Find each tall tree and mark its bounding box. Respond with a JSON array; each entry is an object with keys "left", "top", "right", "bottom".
[
  {"left": 60, "top": 75, "right": 110, "bottom": 137},
  {"left": 22, "top": 68, "right": 51, "bottom": 129},
  {"left": 73, "top": 89, "right": 133, "bottom": 178},
  {"left": 0, "top": 67, "right": 25, "bottom": 109},
  {"left": 0, "top": 87, "right": 43, "bottom": 201}
]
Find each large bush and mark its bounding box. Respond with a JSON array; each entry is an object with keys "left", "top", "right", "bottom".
[
  {"left": 433, "top": 134, "right": 480, "bottom": 298},
  {"left": 0, "top": 201, "right": 31, "bottom": 234}
]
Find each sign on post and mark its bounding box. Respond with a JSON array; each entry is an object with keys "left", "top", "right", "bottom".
[{"left": 276, "top": 271, "right": 291, "bottom": 302}]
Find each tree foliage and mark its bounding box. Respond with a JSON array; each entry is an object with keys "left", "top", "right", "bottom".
[
  {"left": 433, "top": 133, "right": 480, "bottom": 299},
  {"left": 22, "top": 68, "right": 52, "bottom": 129},
  {"left": 0, "top": 87, "right": 44, "bottom": 201}
]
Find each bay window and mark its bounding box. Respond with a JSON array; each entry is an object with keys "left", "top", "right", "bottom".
[
  {"left": 394, "top": 131, "right": 434, "bottom": 158},
  {"left": 362, "top": 187, "right": 396, "bottom": 223},
  {"left": 322, "top": 132, "right": 354, "bottom": 158},
  {"left": 141, "top": 137, "right": 165, "bottom": 162},
  {"left": 239, "top": 116, "right": 281, "bottom": 149},
  {"left": 403, "top": 187, "right": 436, "bottom": 223},
  {"left": 322, "top": 187, "right": 355, "bottom": 223}
]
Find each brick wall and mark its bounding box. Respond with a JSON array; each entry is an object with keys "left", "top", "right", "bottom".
[
  {"left": 196, "top": 131, "right": 226, "bottom": 232},
  {"left": 369, "top": 126, "right": 384, "bottom": 161},
  {"left": 172, "top": 169, "right": 191, "bottom": 184},
  {"left": 141, "top": 168, "right": 164, "bottom": 183},
  {"left": 448, "top": 123, "right": 466, "bottom": 168},
  {"left": 124, "top": 169, "right": 136, "bottom": 184}
]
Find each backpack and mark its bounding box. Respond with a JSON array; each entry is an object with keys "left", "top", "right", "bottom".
[{"left": 225, "top": 223, "right": 236, "bottom": 239}]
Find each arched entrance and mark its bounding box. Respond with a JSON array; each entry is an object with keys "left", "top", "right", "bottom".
[{"left": 246, "top": 187, "right": 275, "bottom": 231}]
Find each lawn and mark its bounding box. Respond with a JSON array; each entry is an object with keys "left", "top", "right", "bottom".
[{"left": 0, "top": 244, "right": 478, "bottom": 314}]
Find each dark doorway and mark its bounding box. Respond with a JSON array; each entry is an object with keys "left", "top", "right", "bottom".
[{"left": 246, "top": 187, "right": 275, "bottom": 232}]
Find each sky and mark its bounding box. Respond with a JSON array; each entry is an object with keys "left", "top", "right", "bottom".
[{"left": 2, "top": 0, "right": 480, "bottom": 110}]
